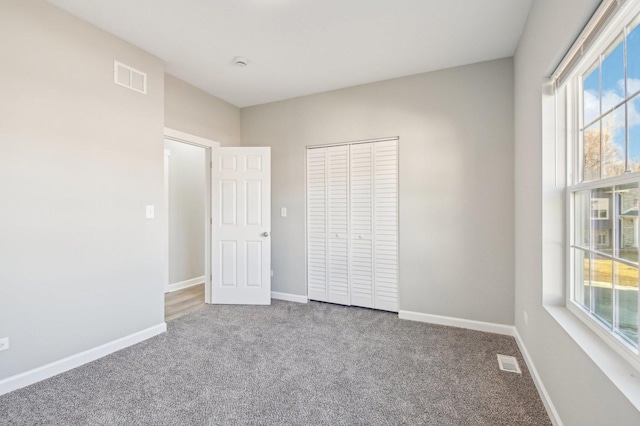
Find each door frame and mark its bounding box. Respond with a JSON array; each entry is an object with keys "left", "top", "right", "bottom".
[{"left": 163, "top": 128, "right": 220, "bottom": 304}]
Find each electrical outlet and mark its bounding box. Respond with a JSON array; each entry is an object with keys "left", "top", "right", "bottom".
[
  {"left": 271, "top": 270, "right": 274, "bottom": 277},
  {"left": 523, "top": 311, "right": 528, "bottom": 326},
  {"left": 0, "top": 337, "right": 9, "bottom": 352},
  {"left": 146, "top": 205, "right": 155, "bottom": 219}
]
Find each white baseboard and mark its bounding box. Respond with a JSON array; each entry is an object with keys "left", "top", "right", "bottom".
[
  {"left": 513, "top": 328, "right": 563, "bottom": 426},
  {"left": 0, "top": 323, "right": 166, "bottom": 397},
  {"left": 165, "top": 276, "right": 205, "bottom": 293},
  {"left": 271, "top": 291, "right": 308, "bottom": 304},
  {"left": 398, "top": 310, "right": 515, "bottom": 336}
]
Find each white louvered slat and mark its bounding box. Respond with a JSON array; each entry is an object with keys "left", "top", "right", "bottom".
[
  {"left": 349, "top": 143, "right": 373, "bottom": 308},
  {"left": 327, "top": 145, "right": 350, "bottom": 305},
  {"left": 306, "top": 148, "right": 328, "bottom": 302},
  {"left": 373, "top": 140, "right": 398, "bottom": 312}
]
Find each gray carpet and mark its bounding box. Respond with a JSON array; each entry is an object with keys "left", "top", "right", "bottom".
[{"left": 0, "top": 300, "right": 550, "bottom": 425}]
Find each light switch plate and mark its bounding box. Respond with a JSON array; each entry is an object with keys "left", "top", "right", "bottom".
[
  {"left": 281, "top": 207, "right": 287, "bottom": 217},
  {"left": 146, "top": 205, "right": 155, "bottom": 219},
  {"left": 0, "top": 337, "right": 9, "bottom": 352}
]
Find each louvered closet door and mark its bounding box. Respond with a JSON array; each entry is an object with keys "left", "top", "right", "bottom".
[
  {"left": 306, "top": 148, "right": 328, "bottom": 302},
  {"left": 349, "top": 143, "right": 374, "bottom": 308},
  {"left": 373, "top": 140, "right": 399, "bottom": 312},
  {"left": 327, "top": 145, "right": 350, "bottom": 305}
]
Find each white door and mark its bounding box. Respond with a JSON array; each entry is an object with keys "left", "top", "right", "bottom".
[{"left": 212, "top": 147, "right": 271, "bottom": 304}]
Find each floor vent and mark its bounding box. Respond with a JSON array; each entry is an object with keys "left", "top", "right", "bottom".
[{"left": 497, "top": 354, "right": 521, "bottom": 374}]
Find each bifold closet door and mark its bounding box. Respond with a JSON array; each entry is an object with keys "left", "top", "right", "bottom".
[
  {"left": 306, "top": 148, "right": 328, "bottom": 302},
  {"left": 373, "top": 140, "right": 399, "bottom": 312},
  {"left": 349, "top": 143, "right": 374, "bottom": 308},
  {"left": 306, "top": 139, "right": 398, "bottom": 312},
  {"left": 327, "top": 145, "right": 350, "bottom": 305}
]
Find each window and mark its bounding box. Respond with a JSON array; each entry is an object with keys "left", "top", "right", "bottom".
[
  {"left": 591, "top": 198, "right": 610, "bottom": 219},
  {"left": 564, "top": 1, "right": 640, "bottom": 366}
]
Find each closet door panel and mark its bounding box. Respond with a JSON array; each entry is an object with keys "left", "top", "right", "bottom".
[
  {"left": 373, "top": 140, "right": 399, "bottom": 312},
  {"left": 349, "top": 143, "right": 374, "bottom": 308},
  {"left": 306, "top": 148, "right": 328, "bottom": 302},
  {"left": 327, "top": 145, "right": 350, "bottom": 305}
]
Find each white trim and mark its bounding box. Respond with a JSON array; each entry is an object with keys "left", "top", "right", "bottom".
[
  {"left": 0, "top": 323, "right": 166, "bottom": 397},
  {"left": 165, "top": 276, "right": 205, "bottom": 293},
  {"left": 398, "top": 310, "right": 515, "bottom": 336},
  {"left": 271, "top": 291, "right": 308, "bottom": 304},
  {"left": 567, "top": 301, "right": 640, "bottom": 372},
  {"left": 306, "top": 136, "right": 399, "bottom": 149},
  {"left": 513, "top": 328, "right": 564, "bottom": 426},
  {"left": 545, "top": 305, "right": 640, "bottom": 412},
  {"left": 164, "top": 128, "right": 219, "bottom": 149},
  {"left": 163, "top": 128, "right": 220, "bottom": 305}
]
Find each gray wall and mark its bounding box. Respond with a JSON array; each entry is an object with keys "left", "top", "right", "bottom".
[
  {"left": 514, "top": 0, "right": 640, "bottom": 424},
  {"left": 242, "top": 58, "right": 515, "bottom": 325},
  {"left": 165, "top": 139, "right": 205, "bottom": 285},
  {"left": 165, "top": 74, "right": 241, "bottom": 146},
  {"left": 0, "top": 0, "right": 165, "bottom": 379}
]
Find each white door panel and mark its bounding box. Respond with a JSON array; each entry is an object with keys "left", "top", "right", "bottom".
[
  {"left": 373, "top": 140, "right": 398, "bottom": 312},
  {"left": 307, "top": 148, "right": 328, "bottom": 302},
  {"left": 213, "top": 147, "right": 271, "bottom": 304},
  {"left": 327, "top": 145, "right": 350, "bottom": 305},
  {"left": 350, "top": 142, "right": 374, "bottom": 308}
]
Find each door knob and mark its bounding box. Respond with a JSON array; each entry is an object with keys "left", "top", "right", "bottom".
[{"left": 261, "top": 231, "right": 270, "bottom": 237}]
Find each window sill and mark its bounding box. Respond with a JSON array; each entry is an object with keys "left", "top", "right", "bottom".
[{"left": 545, "top": 305, "right": 640, "bottom": 411}]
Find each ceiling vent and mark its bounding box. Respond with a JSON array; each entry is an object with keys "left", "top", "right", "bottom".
[
  {"left": 114, "top": 61, "right": 147, "bottom": 94},
  {"left": 497, "top": 354, "right": 521, "bottom": 374}
]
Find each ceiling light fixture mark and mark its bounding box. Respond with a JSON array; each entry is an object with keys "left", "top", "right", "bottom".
[{"left": 233, "top": 56, "right": 249, "bottom": 67}]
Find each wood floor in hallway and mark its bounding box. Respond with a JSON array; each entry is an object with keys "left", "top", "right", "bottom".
[{"left": 165, "top": 283, "right": 205, "bottom": 321}]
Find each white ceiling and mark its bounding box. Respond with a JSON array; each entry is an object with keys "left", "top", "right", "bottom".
[{"left": 47, "top": 0, "right": 533, "bottom": 107}]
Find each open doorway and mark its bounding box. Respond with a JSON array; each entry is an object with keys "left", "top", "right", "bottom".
[{"left": 163, "top": 129, "right": 218, "bottom": 321}]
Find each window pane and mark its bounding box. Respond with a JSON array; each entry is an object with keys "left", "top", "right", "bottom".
[
  {"left": 592, "top": 254, "right": 613, "bottom": 328},
  {"left": 627, "top": 22, "right": 640, "bottom": 97},
  {"left": 584, "top": 63, "right": 600, "bottom": 125},
  {"left": 601, "top": 38, "right": 625, "bottom": 112},
  {"left": 629, "top": 94, "right": 640, "bottom": 171},
  {"left": 574, "top": 190, "right": 591, "bottom": 248},
  {"left": 602, "top": 105, "right": 626, "bottom": 177},
  {"left": 615, "top": 183, "right": 639, "bottom": 261},
  {"left": 574, "top": 249, "right": 591, "bottom": 310},
  {"left": 615, "top": 182, "right": 639, "bottom": 346},
  {"left": 583, "top": 121, "right": 601, "bottom": 181},
  {"left": 591, "top": 187, "right": 613, "bottom": 255},
  {"left": 614, "top": 261, "right": 638, "bottom": 347}
]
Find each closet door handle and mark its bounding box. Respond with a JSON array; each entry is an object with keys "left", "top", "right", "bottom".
[{"left": 261, "top": 231, "right": 270, "bottom": 237}]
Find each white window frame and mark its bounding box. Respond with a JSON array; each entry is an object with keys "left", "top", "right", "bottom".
[{"left": 564, "top": 1, "right": 640, "bottom": 372}]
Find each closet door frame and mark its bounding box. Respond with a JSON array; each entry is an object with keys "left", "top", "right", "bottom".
[{"left": 305, "top": 137, "right": 399, "bottom": 311}]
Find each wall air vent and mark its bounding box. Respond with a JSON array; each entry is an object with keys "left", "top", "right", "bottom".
[
  {"left": 497, "top": 354, "right": 521, "bottom": 374},
  {"left": 114, "top": 61, "right": 147, "bottom": 94}
]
